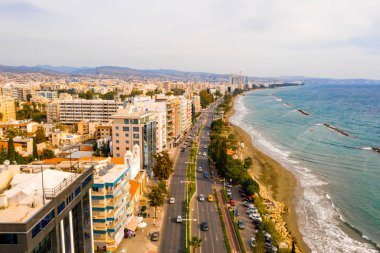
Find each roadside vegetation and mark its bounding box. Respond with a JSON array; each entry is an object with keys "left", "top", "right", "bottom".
[
  {"left": 185, "top": 144, "right": 197, "bottom": 252},
  {"left": 152, "top": 150, "right": 174, "bottom": 180},
  {"left": 214, "top": 189, "right": 232, "bottom": 253}
]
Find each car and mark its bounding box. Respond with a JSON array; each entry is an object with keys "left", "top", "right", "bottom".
[
  {"left": 234, "top": 208, "right": 239, "bottom": 216},
  {"left": 243, "top": 201, "right": 251, "bottom": 207},
  {"left": 198, "top": 152, "right": 201, "bottom": 155},
  {"left": 177, "top": 216, "right": 182, "bottom": 223},
  {"left": 238, "top": 220, "right": 245, "bottom": 229},
  {"left": 169, "top": 197, "right": 175, "bottom": 204},
  {"left": 198, "top": 166, "right": 203, "bottom": 172},
  {"left": 249, "top": 237, "right": 256, "bottom": 248},
  {"left": 226, "top": 189, "right": 232, "bottom": 195},
  {"left": 203, "top": 145, "right": 207, "bottom": 149},
  {"left": 200, "top": 222, "right": 209, "bottom": 231},
  {"left": 230, "top": 200, "right": 235, "bottom": 206},
  {"left": 183, "top": 145, "right": 187, "bottom": 149},
  {"left": 225, "top": 183, "right": 233, "bottom": 188},
  {"left": 202, "top": 152, "right": 207, "bottom": 156},
  {"left": 204, "top": 171, "right": 209, "bottom": 178},
  {"left": 151, "top": 231, "right": 159, "bottom": 241},
  {"left": 208, "top": 194, "right": 214, "bottom": 202},
  {"left": 199, "top": 194, "right": 205, "bottom": 201}
]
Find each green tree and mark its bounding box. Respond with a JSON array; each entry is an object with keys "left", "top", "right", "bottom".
[
  {"left": 129, "top": 89, "right": 143, "bottom": 97},
  {"left": 35, "top": 126, "right": 47, "bottom": 144},
  {"left": 243, "top": 157, "right": 253, "bottom": 169},
  {"left": 199, "top": 90, "right": 214, "bottom": 108},
  {"left": 152, "top": 151, "right": 174, "bottom": 180},
  {"left": 26, "top": 94, "right": 32, "bottom": 102},
  {"left": 7, "top": 137, "right": 16, "bottom": 163},
  {"left": 241, "top": 176, "right": 260, "bottom": 195},
  {"left": 172, "top": 88, "right": 186, "bottom": 96},
  {"left": 0, "top": 146, "right": 7, "bottom": 164},
  {"left": 32, "top": 137, "right": 38, "bottom": 159},
  {"left": 31, "top": 112, "right": 47, "bottom": 123},
  {"left": 147, "top": 181, "right": 169, "bottom": 224},
  {"left": 189, "top": 236, "right": 202, "bottom": 253},
  {"left": 39, "top": 149, "right": 55, "bottom": 160}
]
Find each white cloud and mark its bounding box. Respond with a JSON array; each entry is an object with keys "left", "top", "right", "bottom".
[{"left": 0, "top": 0, "right": 380, "bottom": 78}]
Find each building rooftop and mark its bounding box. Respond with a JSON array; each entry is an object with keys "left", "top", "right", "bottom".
[{"left": 0, "top": 168, "right": 76, "bottom": 223}]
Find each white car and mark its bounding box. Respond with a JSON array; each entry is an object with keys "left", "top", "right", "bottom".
[
  {"left": 203, "top": 145, "right": 207, "bottom": 149},
  {"left": 202, "top": 152, "right": 207, "bottom": 156},
  {"left": 199, "top": 194, "right": 205, "bottom": 201},
  {"left": 169, "top": 197, "right": 175, "bottom": 204},
  {"left": 225, "top": 183, "right": 233, "bottom": 188},
  {"left": 250, "top": 237, "right": 256, "bottom": 248},
  {"left": 198, "top": 167, "right": 203, "bottom": 172},
  {"left": 177, "top": 216, "right": 182, "bottom": 223}
]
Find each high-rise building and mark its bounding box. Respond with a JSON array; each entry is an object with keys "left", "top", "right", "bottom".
[
  {"left": 111, "top": 108, "right": 156, "bottom": 171},
  {"left": 59, "top": 100, "right": 124, "bottom": 124},
  {"left": 46, "top": 100, "right": 60, "bottom": 123},
  {"left": 91, "top": 147, "right": 140, "bottom": 252},
  {"left": 0, "top": 164, "right": 94, "bottom": 253},
  {"left": 0, "top": 96, "right": 16, "bottom": 123}
]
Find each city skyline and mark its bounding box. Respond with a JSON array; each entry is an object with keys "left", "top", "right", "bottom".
[{"left": 1, "top": 0, "right": 380, "bottom": 79}]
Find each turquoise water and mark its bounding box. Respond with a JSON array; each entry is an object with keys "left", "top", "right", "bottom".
[{"left": 231, "top": 84, "right": 380, "bottom": 252}]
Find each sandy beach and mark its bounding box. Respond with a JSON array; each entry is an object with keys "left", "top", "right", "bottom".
[{"left": 225, "top": 95, "right": 311, "bottom": 253}]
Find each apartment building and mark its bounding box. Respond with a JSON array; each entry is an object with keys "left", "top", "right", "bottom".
[
  {"left": 46, "top": 100, "right": 60, "bottom": 123},
  {"left": 0, "top": 96, "right": 16, "bottom": 123},
  {"left": 0, "top": 164, "right": 94, "bottom": 253},
  {"left": 111, "top": 108, "right": 156, "bottom": 171},
  {"left": 91, "top": 147, "right": 140, "bottom": 252},
  {"left": 59, "top": 100, "right": 124, "bottom": 124},
  {"left": 38, "top": 91, "right": 58, "bottom": 100}
]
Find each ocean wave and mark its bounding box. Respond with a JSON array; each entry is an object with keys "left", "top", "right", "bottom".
[
  {"left": 233, "top": 100, "right": 378, "bottom": 252},
  {"left": 359, "top": 147, "right": 373, "bottom": 150}
]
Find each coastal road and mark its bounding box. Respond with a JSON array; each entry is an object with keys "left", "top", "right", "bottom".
[
  {"left": 159, "top": 108, "right": 210, "bottom": 253},
  {"left": 192, "top": 102, "right": 227, "bottom": 253}
]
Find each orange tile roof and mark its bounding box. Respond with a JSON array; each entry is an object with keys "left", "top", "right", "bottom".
[
  {"left": 79, "top": 156, "right": 107, "bottom": 162},
  {"left": 129, "top": 180, "right": 140, "bottom": 200},
  {"left": 80, "top": 146, "right": 94, "bottom": 151},
  {"left": 111, "top": 157, "right": 124, "bottom": 165},
  {"left": 226, "top": 149, "right": 235, "bottom": 156},
  {"left": 41, "top": 157, "right": 70, "bottom": 165}
]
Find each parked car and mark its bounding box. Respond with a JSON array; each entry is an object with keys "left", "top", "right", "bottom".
[
  {"left": 208, "top": 194, "right": 214, "bottom": 202},
  {"left": 250, "top": 237, "right": 256, "bottom": 248},
  {"left": 169, "top": 197, "right": 175, "bottom": 204},
  {"left": 238, "top": 220, "right": 245, "bottom": 229},
  {"left": 151, "top": 232, "right": 159, "bottom": 241},
  {"left": 204, "top": 171, "right": 209, "bottom": 178},
  {"left": 199, "top": 194, "right": 205, "bottom": 201},
  {"left": 230, "top": 200, "right": 235, "bottom": 206},
  {"left": 177, "top": 216, "right": 182, "bottom": 223},
  {"left": 225, "top": 182, "right": 233, "bottom": 188},
  {"left": 198, "top": 166, "right": 203, "bottom": 172},
  {"left": 202, "top": 152, "right": 207, "bottom": 156},
  {"left": 200, "top": 222, "right": 209, "bottom": 231}
]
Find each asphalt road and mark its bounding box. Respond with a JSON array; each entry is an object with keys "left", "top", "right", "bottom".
[
  {"left": 159, "top": 109, "right": 209, "bottom": 253},
  {"left": 191, "top": 103, "right": 227, "bottom": 253},
  {"left": 158, "top": 142, "right": 189, "bottom": 253}
]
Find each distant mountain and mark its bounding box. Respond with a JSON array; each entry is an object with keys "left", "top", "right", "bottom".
[
  {"left": 0, "top": 65, "right": 230, "bottom": 82},
  {"left": 0, "top": 64, "right": 379, "bottom": 84}
]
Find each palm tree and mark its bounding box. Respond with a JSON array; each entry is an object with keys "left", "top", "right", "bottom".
[{"left": 189, "top": 236, "right": 202, "bottom": 253}]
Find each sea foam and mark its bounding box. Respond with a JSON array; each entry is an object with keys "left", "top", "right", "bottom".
[{"left": 231, "top": 96, "right": 379, "bottom": 253}]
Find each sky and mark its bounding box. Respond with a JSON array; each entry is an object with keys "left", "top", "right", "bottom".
[{"left": 1, "top": 0, "right": 380, "bottom": 79}]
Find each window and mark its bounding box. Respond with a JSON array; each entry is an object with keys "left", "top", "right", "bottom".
[
  {"left": 116, "top": 147, "right": 120, "bottom": 150},
  {"left": 32, "top": 210, "right": 55, "bottom": 238},
  {"left": 133, "top": 134, "right": 139, "bottom": 138},
  {"left": 124, "top": 119, "right": 129, "bottom": 124},
  {"left": 93, "top": 187, "right": 99, "bottom": 192},
  {"left": 131, "top": 119, "right": 139, "bottom": 124},
  {"left": 125, "top": 134, "right": 129, "bottom": 137},
  {"left": 0, "top": 234, "right": 18, "bottom": 244},
  {"left": 115, "top": 126, "right": 119, "bottom": 130},
  {"left": 123, "top": 127, "right": 129, "bottom": 131},
  {"left": 74, "top": 186, "right": 81, "bottom": 197},
  {"left": 116, "top": 140, "right": 119, "bottom": 143},
  {"left": 125, "top": 140, "right": 129, "bottom": 144},
  {"left": 133, "top": 127, "right": 139, "bottom": 132},
  {"left": 82, "top": 174, "right": 93, "bottom": 188},
  {"left": 116, "top": 154, "right": 120, "bottom": 157},
  {"left": 57, "top": 201, "right": 65, "bottom": 214},
  {"left": 133, "top": 141, "right": 139, "bottom": 145},
  {"left": 116, "top": 133, "right": 119, "bottom": 137}
]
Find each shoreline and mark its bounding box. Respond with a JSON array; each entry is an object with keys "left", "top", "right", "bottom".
[{"left": 225, "top": 93, "right": 311, "bottom": 253}]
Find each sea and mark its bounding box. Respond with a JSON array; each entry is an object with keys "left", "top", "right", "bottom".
[{"left": 230, "top": 83, "right": 380, "bottom": 253}]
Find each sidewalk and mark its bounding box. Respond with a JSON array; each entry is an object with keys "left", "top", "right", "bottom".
[{"left": 115, "top": 205, "right": 165, "bottom": 253}]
